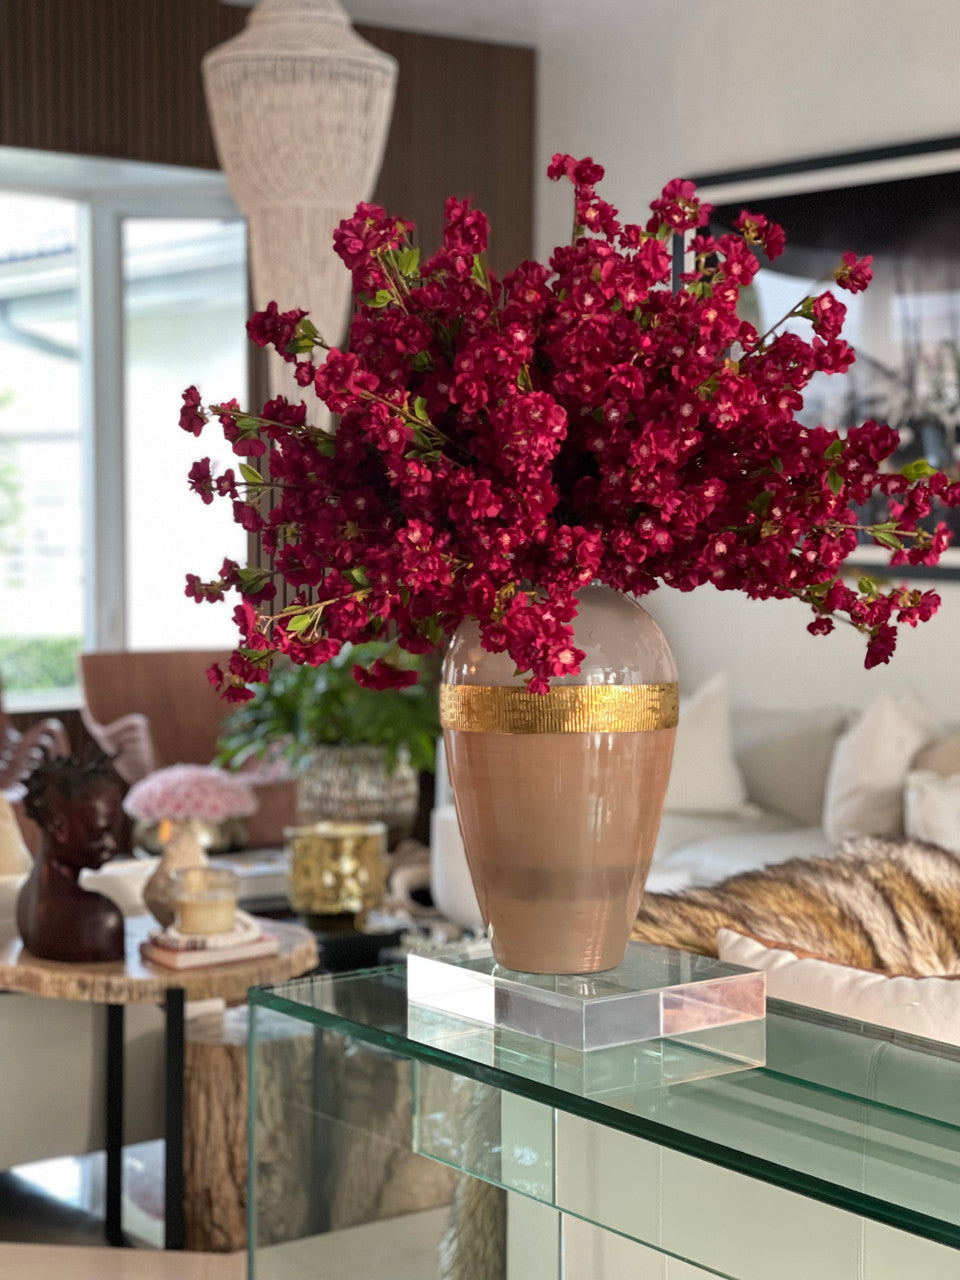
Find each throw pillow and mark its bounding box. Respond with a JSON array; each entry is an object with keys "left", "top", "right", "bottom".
[
  {"left": 0, "top": 794, "right": 31, "bottom": 875},
  {"left": 717, "top": 927, "right": 960, "bottom": 1046},
  {"left": 733, "top": 706, "right": 849, "bottom": 827},
  {"left": 912, "top": 731, "right": 960, "bottom": 777},
  {"left": 662, "top": 672, "right": 749, "bottom": 815},
  {"left": 822, "top": 690, "right": 937, "bottom": 843},
  {"left": 904, "top": 770, "right": 960, "bottom": 855}
]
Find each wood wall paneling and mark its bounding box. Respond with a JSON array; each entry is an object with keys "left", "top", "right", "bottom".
[{"left": 0, "top": 0, "right": 246, "bottom": 168}]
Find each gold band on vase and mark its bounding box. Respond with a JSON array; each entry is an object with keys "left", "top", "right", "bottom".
[{"left": 439, "top": 682, "right": 679, "bottom": 735}]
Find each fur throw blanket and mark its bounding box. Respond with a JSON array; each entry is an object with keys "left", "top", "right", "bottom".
[{"left": 632, "top": 835, "right": 960, "bottom": 976}]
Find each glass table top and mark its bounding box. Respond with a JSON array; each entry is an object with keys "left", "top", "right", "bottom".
[{"left": 249, "top": 964, "right": 960, "bottom": 1250}]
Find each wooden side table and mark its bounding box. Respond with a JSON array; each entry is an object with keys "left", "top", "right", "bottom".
[{"left": 0, "top": 915, "right": 318, "bottom": 1250}]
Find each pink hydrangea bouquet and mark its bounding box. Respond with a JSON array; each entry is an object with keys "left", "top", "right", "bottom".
[
  {"left": 123, "top": 764, "right": 258, "bottom": 824},
  {"left": 181, "top": 155, "right": 960, "bottom": 699}
]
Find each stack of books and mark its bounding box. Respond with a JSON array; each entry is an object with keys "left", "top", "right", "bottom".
[{"left": 140, "top": 913, "right": 280, "bottom": 970}]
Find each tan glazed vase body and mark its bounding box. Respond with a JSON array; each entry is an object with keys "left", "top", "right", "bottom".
[{"left": 441, "top": 585, "right": 677, "bottom": 974}]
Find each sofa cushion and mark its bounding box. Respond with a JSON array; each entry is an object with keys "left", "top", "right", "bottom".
[
  {"left": 904, "top": 770, "right": 960, "bottom": 854},
  {"left": 912, "top": 731, "right": 960, "bottom": 776},
  {"left": 733, "top": 706, "right": 848, "bottom": 826},
  {"left": 717, "top": 927, "right": 960, "bottom": 1046},
  {"left": 822, "top": 690, "right": 937, "bottom": 842},
  {"left": 647, "top": 821, "right": 828, "bottom": 895},
  {"left": 663, "top": 672, "right": 749, "bottom": 815}
]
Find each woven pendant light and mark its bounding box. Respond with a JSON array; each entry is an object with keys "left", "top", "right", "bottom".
[{"left": 203, "top": 0, "right": 398, "bottom": 385}]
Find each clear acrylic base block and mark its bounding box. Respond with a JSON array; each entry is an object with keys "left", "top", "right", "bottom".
[{"left": 407, "top": 939, "right": 765, "bottom": 1055}]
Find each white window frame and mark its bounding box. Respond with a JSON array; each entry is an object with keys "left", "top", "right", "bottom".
[{"left": 0, "top": 146, "right": 242, "bottom": 665}]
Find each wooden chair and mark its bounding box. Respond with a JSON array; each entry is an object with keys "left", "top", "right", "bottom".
[
  {"left": 78, "top": 650, "right": 296, "bottom": 846},
  {"left": 0, "top": 675, "right": 72, "bottom": 856},
  {"left": 78, "top": 649, "right": 234, "bottom": 784}
]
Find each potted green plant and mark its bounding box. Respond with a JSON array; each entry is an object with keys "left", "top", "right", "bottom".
[{"left": 215, "top": 642, "right": 440, "bottom": 847}]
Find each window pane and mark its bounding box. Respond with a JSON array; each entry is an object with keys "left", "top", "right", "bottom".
[
  {"left": 123, "top": 218, "right": 248, "bottom": 650},
  {"left": 0, "top": 193, "right": 83, "bottom": 696}
]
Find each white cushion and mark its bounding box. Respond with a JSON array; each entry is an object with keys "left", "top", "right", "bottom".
[
  {"left": 822, "top": 690, "right": 937, "bottom": 843},
  {"left": 732, "top": 706, "right": 848, "bottom": 826},
  {"left": 717, "top": 927, "right": 960, "bottom": 1046},
  {"left": 647, "top": 823, "right": 829, "bottom": 895},
  {"left": 904, "top": 770, "right": 960, "bottom": 854},
  {"left": 663, "top": 672, "right": 749, "bottom": 815}
]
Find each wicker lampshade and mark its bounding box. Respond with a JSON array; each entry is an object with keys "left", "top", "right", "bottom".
[{"left": 203, "top": 0, "right": 397, "bottom": 376}]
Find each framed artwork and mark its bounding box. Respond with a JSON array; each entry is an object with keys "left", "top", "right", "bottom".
[{"left": 692, "top": 135, "right": 960, "bottom": 580}]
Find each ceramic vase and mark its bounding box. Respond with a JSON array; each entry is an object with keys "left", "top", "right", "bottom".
[
  {"left": 296, "top": 744, "right": 419, "bottom": 850},
  {"left": 441, "top": 585, "right": 677, "bottom": 974}
]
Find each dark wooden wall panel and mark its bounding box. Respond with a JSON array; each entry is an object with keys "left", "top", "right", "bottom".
[
  {"left": 358, "top": 25, "right": 535, "bottom": 273},
  {"left": 0, "top": 0, "right": 246, "bottom": 167}
]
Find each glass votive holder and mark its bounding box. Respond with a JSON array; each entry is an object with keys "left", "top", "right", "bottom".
[
  {"left": 170, "top": 866, "right": 239, "bottom": 936},
  {"left": 284, "top": 821, "right": 388, "bottom": 917}
]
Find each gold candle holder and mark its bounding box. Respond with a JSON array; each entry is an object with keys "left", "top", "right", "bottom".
[
  {"left": 170, "top": 866, "right": 238, "bottom": 936},
  {"left": 284, "top": 821, "right": 388, "bottom": 917}
]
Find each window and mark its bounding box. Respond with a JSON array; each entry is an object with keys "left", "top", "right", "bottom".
[
  {"left": 0, "top": 150, "right": 249, "bottom": 706},
  {"left": 0, "top": 192, "right": 83, "bottom": 699}
]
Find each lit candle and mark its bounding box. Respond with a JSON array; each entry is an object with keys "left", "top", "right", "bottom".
[{"left": 171, "top": 867, "right": 238, "bottom": 935}]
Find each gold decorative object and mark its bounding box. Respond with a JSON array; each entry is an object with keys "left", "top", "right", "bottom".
[
  {"left": 439, "top": 681, "right": 679, "bottom": 735},
  {"left": 284, "top": 821, "right": 387, "bottom": 916}
]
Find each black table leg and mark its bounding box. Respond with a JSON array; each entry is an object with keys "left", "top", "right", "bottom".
[
  {"left": 105, "top": 1003, "right": 125, "bottom": 1247},
  {"left": 164, "top": 986, "right": 186, "bottom": 1250}
]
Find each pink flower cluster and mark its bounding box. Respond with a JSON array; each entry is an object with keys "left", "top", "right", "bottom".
[
  {"left": 123, "top": 764, "right": 258, "bottom": 823},
  {"left": 183, "top": 156, "right": 960, "bottom": 695}
]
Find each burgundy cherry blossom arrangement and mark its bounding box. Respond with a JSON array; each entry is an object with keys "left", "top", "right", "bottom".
[{"left": 181, "top": 154, "right": 960, "bottom": 700}]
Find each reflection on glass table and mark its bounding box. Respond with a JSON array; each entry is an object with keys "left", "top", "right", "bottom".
[{"left": 248, "top": 963, "right": 960, "bottom": 1280}]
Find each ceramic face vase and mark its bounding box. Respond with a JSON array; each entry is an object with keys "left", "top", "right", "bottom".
[{"left": 440, "top": 585, "right": 677, "bottom": 975}]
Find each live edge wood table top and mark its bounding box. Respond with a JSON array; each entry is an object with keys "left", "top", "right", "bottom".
[{"left": 0, "top": 915, "right": 319, "bottom": 1004}]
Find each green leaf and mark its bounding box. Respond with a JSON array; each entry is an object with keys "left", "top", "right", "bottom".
[
  {"left": 411, "top": 350, "right": 432, "bottom": 372},
  {"left": 284, "top": 336, "right": 317, "bottom": 354},
  {"left": 237, "top": 566, "right": 270, "bottom": 590},
  {"left": 901, "top": 457, "right": 937, "bottom": 481},
  {"left": 368, "top": 290, "right": 393, "bottom": 309},
  {"left": 413, "top": 396, "right": 430, "bottom": 423},
  {"left": 312, "top": 434, "right": 337, "bottom": 457},
  {"left": 399, "top": 246, "right": 420, "bottom": 276},
  {"left": 826, "top": 467, "right": 843, "bottom": 495},
  {"left": 857, "top": 575, "right": 880, "bottom": 598},
  {"left": 824, "top": 439, "right": 844, "bottom": 459},
  {"left": 286, "top": 613, "right": 314, "bottom": 633},
  {"left": 298, "top": 318, "right": 318, "bottom": 341},
  {"left": 874, "top": 529, "right": 903, "bottom": 550},
  {"left": 345, "top": 566, "right": 370, "bottom": 588},
  {"left": 471, "top": 255, "right": 490, "bottom": 290},
  {"left": 239, "top": 463, "right": 263, "bottom": 485},
  {"left": 770, "top": 456, "right": 784, "bottom": 474},
  {"left": 749, "top": 490, "right": 774, "bottom": 516},
  {"left": 236, "top": 416, "right": 260, "bottom": 432}
]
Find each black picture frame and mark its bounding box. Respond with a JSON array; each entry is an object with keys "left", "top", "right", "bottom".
[{"left": 691, "top": 136, "right": 960, "bottom": 582}]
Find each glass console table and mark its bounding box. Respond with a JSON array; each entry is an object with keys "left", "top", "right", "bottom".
[{"left": 248, "top": 964, "right": 960, "bottom": 1280}]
